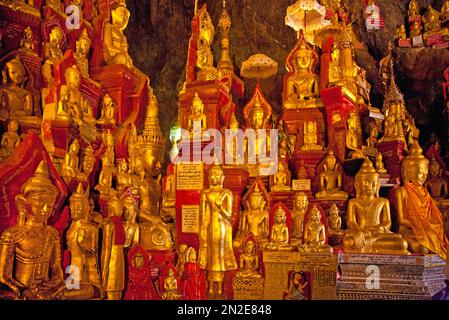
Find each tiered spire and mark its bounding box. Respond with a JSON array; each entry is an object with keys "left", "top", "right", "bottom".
[{"left": 217, "top": 0, "right": 234, "bottom": 75}]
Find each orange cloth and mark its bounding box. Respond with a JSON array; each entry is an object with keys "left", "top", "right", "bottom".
[{"left": 405, "top": 183, "right": 448, "bottom": 259}]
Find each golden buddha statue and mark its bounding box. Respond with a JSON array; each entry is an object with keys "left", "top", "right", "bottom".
[
  {"left": 20, "top": 27, "right": 36, "bottom": 54},
  {"left": 422, "top": 5, "right": 442, "bottom": 33},
  {"left": 225, "top": 112, "right": 243, "bottom": 164},
  {"left": 115, "top": 159, "right": 133, "bottom": 192},
  {"left": 123, "top": 194, "right": 140, "bottom": 248},
  {"left": 291, "top": 192, "right": 308, "bottom": 245},
  {"left": 0, "top": 161, "right": 66, "bottom": 300},
  {"left": 410, "top": 21, "right": 422, "bottom": 38},
  {"left": 101, "top": 190, "right": 125, "bottom": 300},
  {"left": 0, "top": 56, "right": 35, "bottom": 122},
  {"left": 425, "top": 158, "right": 449, "bottom": 200},
  {"left": 95, "top": 156, "right": 114, "bottom": 199},
  {"left": 97, "top": 94, "right": 116, "bottom": 126},
  {"left": 298, "top": 205, "right": 333, "bottom": 253},
  {"left": 42, "top": 26, "right": 63, "bottom": 85},
  {"left": 284, "top": 37, "right": 320, "bottom": 109},
  {"left": 265, "top": 207, "right": 293, "bottom": 251},
  {"left": 297, "top": 159, "right": 307, "bottom": 179},
  {"left": 271, "top": 162, "right": 292, "bottom": 192},
  {"left": 199, "top": 165, "right": 237, "bottom": 297},
  {"left": 366, "top": 126, "right": 379, "bottom": 147},
  {"left": 133, "top": 158, "right": 152, "bottom": 215},
  {"left": 442, "top": 0, "right": 449, "bottom": 23},
  {"left": 301, "top": 121, "right": 323, "bottom": 151},
  {"left": 328, "top": 44, "right": 342, "bottom": 87},
  {"left": 103, "top": 130, "right": 115, "bottom": 166},
  {"left": 408, "top": 0, "right": 420, "bottom": 20},
  {"left": 161, "top": 267, "right": 182, "bottom": 300},
  {"left": 78, "top": 144, "right": 95, "bottom": 182},
  {"left": 103, "top": 3, "right": 133, "bottom": 68},
  {"left": 235, "top": 184, "right": 269, "bottom": 248},
  {"left": 315, "top": 150, "right": 348, "bottom": 200},
  {"left": 375, "top": 152, "right": 388, "bottom": 174},
  {"left": 327, "top": 204, "right": 343, "bottom": 237},
  {"left": 396, "top": 25, "right": 407, "bottom": 40},
  {"left": 65, "top": 183, "right": 102, "bottom": 299},
  {"left": 187, "top": 92, "right": 207, "bottom": 137},
  {"left": 196, "top": 8, "right": 217, "bottom": 81},
  {"left": 0, "top": 119, "right": 21, "bottom": 161},
  {"left": 74, "top": 29, "right": 91, "bottom": 78},
  {"left": 61, "top": 139, "right": 80, "bottom": 182},
  {"left": 343, "top": 159, "right": 409, "bottom": 254},
  {"left": 346, "top": 112, "right": 364, "bottom": 159},
  {"left": 235, "top": 239, "right": 261, "bottom": 279}
]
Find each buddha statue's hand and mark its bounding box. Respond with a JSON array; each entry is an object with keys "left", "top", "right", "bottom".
[{"left": 354, "top": 230, "right": 365, "bottom": 249}]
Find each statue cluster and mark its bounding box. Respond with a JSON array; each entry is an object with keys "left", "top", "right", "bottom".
[{"left": 0, "top": 0, "right": 448, "bottom": 301}]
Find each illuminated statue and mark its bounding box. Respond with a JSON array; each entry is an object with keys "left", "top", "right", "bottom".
[
  {"left": 301, "top": 121, "right": 322, "bottom": 151},
  {"left": 298, "top": 205, "right": 333, "bottom": 253},
  {"left": 0, "top": 119, "right": 21, "bottom": 161},
  {"left": 271, "top": 162, "right": 292, "bottom": 192},
  {"left": 20, "top": 27, "right": 35, "bottom": 53},
  {"left": 97, "top": 94, "right": 116, "bottom": 126},
  {"left": 74, "top": 29, "right": 91, "bottom": 77},
  {"left": 187, "top": 92, "right": 207, "bottom": 137},
  {"left": 235, "top": 239, "right": 261, "bottom": 279},
  {"left": 61, "top": 139, "right": 80, "bottom": 182},
  {"left": 265, "top": 207, "right": 293, "bottom": 251},
  {"left": 315, "top": 150, "right": 348, "bottom": 200},
  {"left": 327, "top": 204, "right": 343, "bottom": 237},
  {"left": 291, "top": 192, "right": 308, "bottom": 245},
  {"left": 161, "top": 267, "right": 182, "bottom": 300},
  {"left": 42, "top": 26, "right": 63, "bottom": 85},
  {"left": 375, "top": 152, "right": 388, "bottom": 174}
]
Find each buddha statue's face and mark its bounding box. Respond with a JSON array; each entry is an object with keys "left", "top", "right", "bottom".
[
  {"left": 294, "top": 194, "right": 308, "bottom": 212},
  {"left": 118, "top": 161, "right": 128, "bottom": 173},
  {"left": 275, "top": 209, "right": 286, "bottom": 224},
  {"left": 406, "top": 162, "right": 428, "bottom": 186},
  {"left": 76, "top": 38, "right": 90, "bottom": 56},
  {"left": 187, "top": 249, "right": 197, "bottom": 262},
  {"left": 167, "top": 268, "right": 174, "bottom": 277},
  {"left": 306, "top": 122, "right": 315, "bottom": 134},
  {"left": 66, "top": 68, "right": 81, "bottom": 89},
  {"left": 249, "top": 193, "right": 263, "bottom": 210},
  {"left": 310, "top": 208, "right": 320, "bottom": 222},
  {"left": 192, "top": 100, "right": 203, "bottom": 114},
  {"left": 278, "top": 162, "right": 285, "bottom": 172},
  {"left": 24, "top": 28, "right": 32, "bottom": 38},
  {"left": 295, "top": 49, "right": 312, "bottom": 72},
  {"left": 133, "top": 254, "right": 144, "bottom": 269},
  {"left": 244, "top": 240, "right": 255, "bottom": 254},
  {"left": 429, "top": 162, "right": 440, "bottom": 178},
  {"left": 26, "top": 191, "right": 56, "bottom": 224},
  {"left": 329, "top": 206, "right": 339, "bottom": 217},
  {"left": 250, "top": 109, "right": 264, "bottom": 130},
  {"left": 8, "top": 120, "right": 19, "bottom": 133},
  {"left": 83, "top": 156, "right": 95, "bottom": 175},
  {"left": 208, "top": 167, "right": 224, "bottom": 187},
  {"left": 70, "top": 197, "right": 87, "bottom": 221},
  {"left": 103, "top": 94, "right": 113, "bottom": 107},
  {"left": 124, "top": 202, "right": 137, "bottom": 221},
  {"left": 7, "top": 62, "right": 26, "bottom": 85},
  {"left": 112, "top": 6, "right": 130, "bottom": 30},
  {"left": 50, "top": 28, "right": 63, "bottom": 44},
  {"left": 142, "top": 149, "right": 163, "bottom": 177},
  {"left": 357, "top": 174, "right": 379, "bottom": 197},
  {"left": 101, "top": 156, "right": 110, "bottom": 167},
  {"left": 331, "top": 47, "right": 339, "bottom": 62},
  {"left": 325, "top": 154, "right": 337, "bottom": 171}
]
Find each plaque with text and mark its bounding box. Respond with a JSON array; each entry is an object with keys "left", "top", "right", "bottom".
[
  {"left": 176, "top": 162, "right": 203, "bottom": 190},
  {"left": 182, "top": 205, "right": 200, "bottom": 234},
  {"left": 292, "top": 179, "right": 311, "bottom": 191}
]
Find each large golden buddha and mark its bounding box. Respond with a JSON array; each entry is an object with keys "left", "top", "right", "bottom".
[
  {"left": 395, "top": 142, "right": 448, "bottom": 259},
  {"left": 343, "top": 159, "right": 409, "bottom": 254}
]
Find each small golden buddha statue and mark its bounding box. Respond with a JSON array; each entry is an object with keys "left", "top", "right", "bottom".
[
  {"left": 265, "top": 207, "right": 293, "bottom": 251},
  {"left": 301, "top": 121, "right": 323, "bottom": 151},
  {"left": 74, "top": 29, "right": 91, "bottom": 77},
  {"left": 425, "top": 157, "right": 449, "bottom": 200},
  {"left": 78, "top": 144, "right": 95, "bottom": 182},
  {"left": 97, "top": 94, "right": 116, "bottom": 126},
  {"left": 65, "top": 183, "right": 102, "bottom": 299},
  {"left": 375, "top": 152, "right": 388, "bottom": 174},
  {"left": 0, "top": 161, "right": 66, "bottom": 300},
  {"left": 161, "top": 267, "right": 182, "bottom": 300},
  {"left": 343, "top": 159, "right": 409, "bottom": 254},
  {"left": 42, "top": 26, "right": 63, "bottom": 84},
  {"left": 133, "top": 158, "right": 152, "bottom": 215},
  {"left": 346, "top": 112, "right": 364, "bottom": 159},
  {"left": 235, "top": 239, "right": 261, "bottom": 279},
  {"left": 411, "top": 21, "right": 423, "bottom": 37},
  {"left": 0, "top": 56, "right": 34, "bottom": 121},
  {"left": 19, "top": 27, "right": 36, "bottom": 54},
  {"left": 61, "top": 139, "right": 80, "bottom": 182},
  {"left": 284, "top": 37, "right": 320, "bottom": 109},
  {"left": 103, "top": 4, "right": 133, "bottom": 68},
  {"left": 408, "top": 0, "right": 420, "bottom": 19},
  {"left": 366, "top": 126, "right": 379, "bottom": 147},
  {"left": 298, "top": 205, "right": 333, "bottom": 253},
  {"left": 94, "top": 156, "right": 114, "bottom": 198},
  {"left": 315, "top": 150, "right": 348, "bottom": 200},
  {"left": 187, "top": 92, "right": 207, "bottom": 137},
  {"left": 103, "top": 130, "right": 115, "bottom": 165},
  {"left": 327, "top": 204, "right": 343, "bottom": 237},
  {"left": 396, "top": 25, "right": 407, "bottom": 40},
  {"left": 123, "top": 194, "right": 140, "bottom": 248},
  {"left": 101, "top": 191, "right": 126, "bottom": 300},
  {"left": 422, "top": 5, "right": 442, "bottom": 33},
  {"left": 196, "top": 9, "right": 217, "bottom": 80},
  {"left": 291, "top": 192, "right": 308, "bottom": 245},
  {"left": 0, "top": 119, "right": 21, "bottom": 161},
  {"left": 115, "top": 159, "right": 133, "bottom": 192},
  {"left": 328, "top": 44, "right": 342, "bottom": 87},
  {"left": 198, "top": 165, "right": 237, "bottom": 297},
  {"left": 297, "top": 159, "right": 307, "bottom": 179},
  {"left": 235, "top": 184, "right": 269, "bottom": 248},
  {"left": 271, "top": 162, "right": 292, "bottom": 192}
]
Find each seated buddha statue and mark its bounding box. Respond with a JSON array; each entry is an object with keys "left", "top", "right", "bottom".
[
  {"left": 20, "top": 27, "right": 36, "bottom": 54},
  {"left": 375, "top": 152, "right": 388, "bottom": 174},
  {"left": 0, "top": 161, "right": 67, "bottom": 300},
  {"left": 298, "top": 205, "right": 333, "bottom": 253},
  {"left": 103, "top": 4, "right": 134, "bottom": 68},
  {"left": 408, "top": 0, "right": 420, "bottom": 20},
  {"left": 235, "top": 239, "right": 261, "bottom": 279},
  {"left": 284, "top": 40, "right": 320, "bottom": 109},
  {"left": 366, "top": 126, "right": 379, "bottom": 148},
  {"left": 0, "top": 56, "right": 36, "bottom": 124},
  {"left": 115, "top": 159, "right": 133, "bottom": 193},
  {"left": 97, "top": 94, "right": 116, "bottom": 126},
  {"left": 265, "top": 207, "right": 293, "bottom": 251},
  {"left": 187, "top": 92, "right": 207, "bottom": 138},
  {"left": 327, "top": 204, "right": 343, "bottom": 238},
  {"left": 234, "top": 184, "right": 269, "bottom": 248},
  {"left": 290, "top": 192, "right": 308, "bottom": 246},
  {"left": 396, "top": 25, "right": 407, "bottom": 40},
  {"left": 422, "top": 5, "right": 444, "bottom": 34},
  {"left": 271, "top": 162, "right": 291, "bottom": 192},
  {"left": 0, "top": 119, "right": 21, "bottom": 161},
  {"left": 343, "top": 159, "right": 409, "bottom": 254},
  {"left": 94, "top": 156, "right": 114, "bottom": 199},
  {"left": 74, "top": 29, "right": 91, "bottom": 78},
  {"left": 315, "top": 150, "right": 348, "bottom": 200},
  {"left": 425, "top": 158, "right": 449, "bottom": 200},
  {"left": 161, "top": 267, "right": 182, "bottom": 300},
  {"left": 61, "top": 139, "right": 80, "bottom": 183},
  {"left": 301, "top": 121, "right": 323, "bottom": 151}
]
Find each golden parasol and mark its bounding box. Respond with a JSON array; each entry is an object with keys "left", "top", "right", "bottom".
[{"left": 240, "top": 53, "right": 278, "bottom": 81}]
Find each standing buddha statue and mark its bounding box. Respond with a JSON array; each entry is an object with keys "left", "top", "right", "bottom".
[
  {"left": 122, "top": 193, "right": 140, "bottom": 248},
  {"left": 42, "top": 26, "right": 64, "bottom": 86},
  {"left": 346, "top": 112, "right": 364, "bottom": 159},
  {"left": 61, "top": 139, "right": 80, "bottom": 183},
  {"left": 181, "top": 247, "right": 206, "bottom": 300}
]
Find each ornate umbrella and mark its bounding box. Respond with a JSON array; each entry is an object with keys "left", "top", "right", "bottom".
[{"left": 240, "top": 53, "right": 278, "bottom": 81}]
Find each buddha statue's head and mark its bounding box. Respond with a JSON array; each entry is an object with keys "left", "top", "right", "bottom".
[
  {"left": 293, "top": 192, "right": 308, "bottom": 212},
  {"left": 278, "top": 162, "right": 285, "bottom": 173},
  {"left": 186, "top": 247, "right": 197, "bottom": 262},
  {"left": 103, "top": 93, "right": 114, "bottom": 108},
  {"left": 248, "top": 184, "right": 264, "bottom": 210},
  {"left": 15, "top": 161, "right": 58, "bottom": 225},
  {"left": 309, "top": 205, "right": 321, "bottom": 222},
  {"left": 82, "top": 145, "right": 95, "bottom": 176},
  {"left": 70, "top": 183, "right": 88, "bottom": 221},
  {"left": 101, "top": 155, "right": 110, "bottom": 167},
  {"left": 249, "top": 96, "right": 265, "bottom": 130},
  {"left": 107, "top": 190, "right": 123, "bottom": 217},
  {"left": 323, "top": 150, "right": 337, "bottom": 171},
  {"left": 294, "top": 43, "right": 313, "bottom": 73},
  {"left": 429, "top": 157, "right": 442, "bottom": 178},
  {"left": 141, "top": 149, "right": 163, "bottom": 177},
  {"left": 8, "top": 119, "right": 19, "bottom": 133},
  {"left": 167, "top": 267, "right": 175, "bottom": 277},
  {"left": 24, "top": 26, "right": 33, "bottom": 39},
  {"left": 208, "top": 165, "right": 225, "bottom": 187},
  {"left": 274, "top": 207, "right": 287, "bottom": 224},
  {"left": 243, "top": 239, "right": 255, "bottom": 254},
  {"left": 123, "top": 194, "right": 137, "bottom": 221},
  {"left": 191, "top": 92, "right": 204, "bottom": 114},
  {"left": 331, "top": 44, "right": 340, "bottom": 63},
  {"left": 75, "top": 29, "right": 91, "bottom": 57},
  {"left": 5, "top": 56, "right": 26, "bottom": 86},
  {"left": 49, "top": 26, "right": 63, "bottom": 45},
  {"left": 111, "top": 5, "right": 130, "bottom": 31},
  {"left": 132, "top": 252, "right": 144, "bottom": 269},
  {"left": 402, "top": 141, "right": 429, "bottom": 186},
  {"left": 355, "top": 158, "right": 380, "bottom": 198},
  {"left": 329, "top": 204, "right": 339, "bottom": 217},
  {"left": 65, "top": 65, "right": 81, "bottom": 89},
  {"left": 117, "top": 159, "right": 128, "bottom": 173}
]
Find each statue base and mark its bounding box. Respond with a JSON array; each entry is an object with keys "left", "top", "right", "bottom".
[
  {"left": 398, "top": 39, "right": 412, "bottom": 47},
  {"left": 337, "top": 253, "right": 447, "bottom": 300},
  {"left": 232, "top": 277, "right": 264, "bottom": 300}
]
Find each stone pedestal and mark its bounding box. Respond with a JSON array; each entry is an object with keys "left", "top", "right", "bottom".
[
  {"left": 337, "top": 253, "right": 447, "bottom": 300},
  {"left": 377, "top": 140, "right": 405, "bottom": 183},
  {"left": 232, "top": 277, "right": 264, "bottom": 300}
]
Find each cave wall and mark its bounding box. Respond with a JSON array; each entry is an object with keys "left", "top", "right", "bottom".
[{"left": 125, "top": 0, "right": 449, "bottom": 159}]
